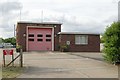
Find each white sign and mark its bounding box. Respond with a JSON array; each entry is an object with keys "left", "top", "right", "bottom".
[{"left": 66, "top": 41, "right": 70, "bottom": 45}]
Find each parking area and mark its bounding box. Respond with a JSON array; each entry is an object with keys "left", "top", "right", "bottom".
[{"left": 17, "top": 51, "right": 118, "bottom": 78}]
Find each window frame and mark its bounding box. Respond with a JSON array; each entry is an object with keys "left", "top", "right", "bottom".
[{"left": 75, "top": 35, "right": 88, "bottom": 45}]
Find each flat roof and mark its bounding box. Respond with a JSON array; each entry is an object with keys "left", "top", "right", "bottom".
[
  {"left": 17, "top": 21, "right": 62, "bottom": 25},
  {"left": 58, "top": 32, "right": 101, "bottom": 35}
]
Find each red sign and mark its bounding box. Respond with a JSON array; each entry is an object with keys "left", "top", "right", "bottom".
[{"left": 3, "top": 50, "right": 13, "bottom": 55}]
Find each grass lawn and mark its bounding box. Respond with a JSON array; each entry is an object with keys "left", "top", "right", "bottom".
[
  {"left": 0, "top": 67, "right": 1, "bottom": 79},
  {"left": 2, "top": 66, "right": 25, "bottom": 78}
]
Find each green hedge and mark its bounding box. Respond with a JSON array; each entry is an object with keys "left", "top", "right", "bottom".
[{"left": 103, "top": 22, "right": 120, "bottom": 64}]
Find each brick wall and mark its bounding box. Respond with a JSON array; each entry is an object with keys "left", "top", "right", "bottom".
[
  {"left": 59, "top": 34, "right": 100, "bottom": 52},
  {"left": 16, "top": 22, "right": 61, "bottom": 51}
]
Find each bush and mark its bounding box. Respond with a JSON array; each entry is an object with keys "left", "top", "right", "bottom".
[
  {"left": 16, "top": 45, "right": 22, "bottom": 52},
  {"left": 102, "top": 22, "right": 120, "bottom": 64},
  {"left": 59, "top": 44, "right": 69, "bottom": 52}
]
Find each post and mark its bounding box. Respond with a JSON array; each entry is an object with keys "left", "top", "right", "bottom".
[
  {"left": 12, "top": 54, "right": 14, "bottom": 66},
  {"left": 41, "top": 10, "right": 43, "bottom": 22},
  {"left": 20, "top": 49, "right": 23, "bottom": 67},
  {"left": 3, "top": 54, "right": 5, "bottom": 67}
]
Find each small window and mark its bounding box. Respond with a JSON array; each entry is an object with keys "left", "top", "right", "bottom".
[
  {"left": 28, "top": 39, "right": 34, "bottom": 41},
  {"left": 46, "top": 35, "right": 51, "bottom": 37},
  {"left": 46, "top": 39, "right": 51, "bottom": 42},
  {"left": 28, "top": 34, "right": 34, "bottom": 37},
  {"left": 37, "top": 39, "right": 43, "bottom": 41},
  {"left": 75, "top": 35, "right": 88, "bottom": 45},
  {"left": 37, "top": 34, "right": 43, "bottom": 37}
]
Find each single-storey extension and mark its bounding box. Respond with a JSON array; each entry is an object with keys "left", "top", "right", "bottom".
[
  {"left": 16, "top": 21, "right": 100, "bottom": 52},
  {"left": 58, "top": 32, "right": 100, "bottom": 52}
]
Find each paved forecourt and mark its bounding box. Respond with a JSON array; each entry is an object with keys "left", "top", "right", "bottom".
[{"left": 17, "top": 51, "right": 118, "bottom": 78}]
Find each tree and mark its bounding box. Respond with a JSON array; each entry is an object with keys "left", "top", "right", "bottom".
[
  {"left": 3, "top": 37, "right": 16, "bottom": 45},
  {"left": 103, "top": 22, "right": 120, "bottom": 64},
  {"left": 0, "top": 38, "right": 4, "bottom": 43}
]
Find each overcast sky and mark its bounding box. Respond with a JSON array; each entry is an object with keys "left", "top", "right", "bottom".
[{"left": 0, "top": 0, "right": 119, "bottom": 38}]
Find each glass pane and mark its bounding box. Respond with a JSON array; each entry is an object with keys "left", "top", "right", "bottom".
[
  {"left": 29, "top": 34, "right": 34, "bottom": 37},
  {"left": 46, "top": 39, "right": 51, "bottom": 41},
  {"left": 75, "top": 35, "right": 80, "bottom": 44},
  {"left": 46, "top": 35, "right": 51, "bottom": 37},
  {"left": 28, "top": 39, "right": 34, "bottom": 41},
  {"left": 80, "top": 36, "right": 88, "bottom": 44},
  {"left": 37, "top": 34, "right": 43, "bottom": 37},
  {"left": 37, "top": 39, "right": 43, "bottom": 41}
]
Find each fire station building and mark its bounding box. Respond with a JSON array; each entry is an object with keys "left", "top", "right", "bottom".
[{"left": 16, "top": 21, "right": 100, "bottom": 52}]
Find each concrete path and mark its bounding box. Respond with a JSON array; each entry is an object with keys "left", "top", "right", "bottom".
[{"left": 17, "top": 51, "right": 118, "bottom": 78}]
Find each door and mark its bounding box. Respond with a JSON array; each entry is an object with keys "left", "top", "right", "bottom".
[{"left": 28, "top": 28, "right": 52, "bottom": 51}]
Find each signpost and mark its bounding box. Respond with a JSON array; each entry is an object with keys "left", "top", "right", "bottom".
[
  {"left": 3, "top": 49, "right": 14, "bottom": 67},
  {"left": 3, "top": 49, "right": 23, "bottom": 67}
]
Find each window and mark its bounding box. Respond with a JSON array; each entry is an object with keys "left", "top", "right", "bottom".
[
  {"left": 37, "top": 39, "right": 43, "bottom": 41},
  {"left": 46, "top": 35, "right": 51, "bottom": 37},
  {"left": 37, "top": 34, "right": 43, "bottom": 37},
  {"left": 28, "top": 39, "right": 34, "bottom": 41},
  {"left": 75, "top": 35, "right": 88, "bottom": 45},
  {"left": 28, "top": 34, "right": 34, "bottom": 37},
  {"left": 46, "top": 39, "right": 51, "bottom": 42}
]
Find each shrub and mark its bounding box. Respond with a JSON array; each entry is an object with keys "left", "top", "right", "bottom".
[
  {"left": 16, "top": 45, "right": 22, "bottom": 52},
  {"left": 60, "top": 44, "right": 69, "bottom": 52},
  {"left": 103, "top": 22, "right": 120, "bottom": 64}
]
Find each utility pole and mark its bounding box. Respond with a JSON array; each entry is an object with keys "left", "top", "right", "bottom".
[
  {"left": 14, "top": 24, "right": 15, "bottom": 37},
  {"left": 41, "top": 10, "right": 43, "bottom": 22},
  {"left": 118, "top": 1, "right": 120, "bottom": 21},
  {"left": 20, "top": 8, "right": 21, "bottom": 21}
]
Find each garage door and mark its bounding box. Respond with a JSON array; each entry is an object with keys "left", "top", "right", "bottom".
[{"left": 28, "top": 28, "right": 52, "bottom": 51}]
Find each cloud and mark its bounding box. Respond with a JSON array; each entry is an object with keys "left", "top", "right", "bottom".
[
  {"left": 25, "top": 11, "right": 117, "bottom": 34},
  {"left": 0, "top": 1, "right": 22, "bottom": 14},
  {"left": 19, "top": 0, "right": 117, "bottom": 33},
  {"left": 0, "top": 1, "right": 22, "bottom": 38},
  {"left": 0, "top": 0, "right": 118, "bottom": 38},
  {"left": 104, "top": 15, "right": 118, "bottom": 24}
]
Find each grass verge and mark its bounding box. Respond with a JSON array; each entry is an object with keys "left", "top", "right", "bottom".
[
  {"left": 0, "top": 66, "right": 2, "bottom": 79},
  {"left": 2, "top": 66, "right": 25, "bottom": 78}
]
